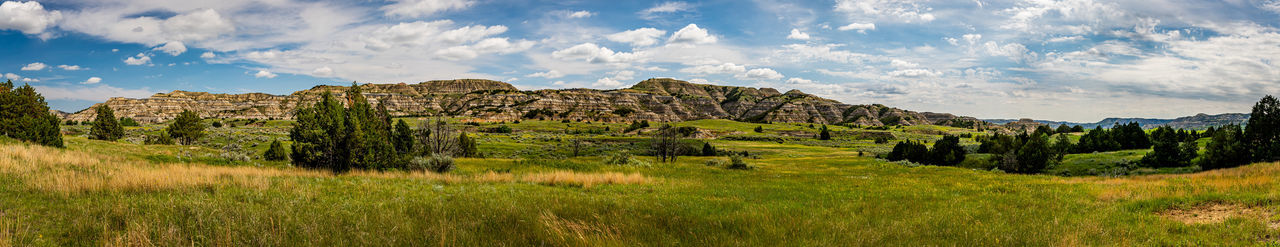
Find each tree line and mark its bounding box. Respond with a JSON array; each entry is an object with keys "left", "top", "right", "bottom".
[
  {"left": 0, "top": 80, "right": 62, "bottom": 147},
  {"left": 288, "top": 83, "right": 476, "bottom": 173}
]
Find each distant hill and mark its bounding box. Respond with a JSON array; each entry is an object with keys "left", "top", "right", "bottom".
[{"left": 984, "top": 113, "right": 1250, "bottom": 130}]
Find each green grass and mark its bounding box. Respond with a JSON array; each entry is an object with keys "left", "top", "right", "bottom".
[{"left": 2, "top": 121, "right": 1277, "bottom": 245}]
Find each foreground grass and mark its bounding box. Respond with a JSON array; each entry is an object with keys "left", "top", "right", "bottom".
[{"left": 0, "top": 137, "right": 1277, "bottom": 245}]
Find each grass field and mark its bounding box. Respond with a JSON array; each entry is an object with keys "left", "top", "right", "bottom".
[{"left": 2, "top": 120, "right": 1277, "bottom": 245}]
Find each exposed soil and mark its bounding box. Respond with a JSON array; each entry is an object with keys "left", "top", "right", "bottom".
[{"left": 1158, "top": 203, "right": 1278, "bottom": 230}]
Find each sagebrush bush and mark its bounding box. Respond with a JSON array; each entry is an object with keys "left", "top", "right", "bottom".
[{"left": 411, "top": 154, "right": 455, "bottom": 173}]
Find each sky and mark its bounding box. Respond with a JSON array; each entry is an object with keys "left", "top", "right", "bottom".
[{"left": 1, "top": 0, "right": 1279, "bottom": 122}]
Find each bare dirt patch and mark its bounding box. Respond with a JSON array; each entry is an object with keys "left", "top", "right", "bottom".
[{"left": 1158, "top": 203, "right": 1278, "bottom": 230}]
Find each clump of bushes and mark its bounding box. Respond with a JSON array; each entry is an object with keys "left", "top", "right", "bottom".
[
  {"left": 727, "top": 155, "right": 752, "bottom": 170},
  {"left": 604, "top": 152, "right": 650, "bottom": 167},
  {"left": 410, "top": 154, "right": 455, "bottom": 173},
  {"left": 144, "top": 131, "right": 175, "bottom": 145},
  {"left": 263, "top": 140, "right": 288, "bottom": 161}
]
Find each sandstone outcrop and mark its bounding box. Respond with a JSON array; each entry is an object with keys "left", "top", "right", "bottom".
[{"left": 65, "top": 78, "right": 979, "bottom": 127}]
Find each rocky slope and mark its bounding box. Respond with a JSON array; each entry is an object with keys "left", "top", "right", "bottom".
[
  {"left": 984, "top": 113, "right": 1250, "bottom": 130},
  {"left": 65, "top": 78, "right": 977, "bottom": 126}
]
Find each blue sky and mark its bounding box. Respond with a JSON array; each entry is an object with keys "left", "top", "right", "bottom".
[{"left": 2, "top": 0, "right": 1279, "bottom": 122}]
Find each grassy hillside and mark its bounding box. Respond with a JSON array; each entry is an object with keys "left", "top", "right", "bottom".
[{"left": 1, "top": 119, "right": 1278, "bottom": 245}]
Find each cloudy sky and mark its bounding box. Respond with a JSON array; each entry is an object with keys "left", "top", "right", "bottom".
[{"left": 2, "top": 0, "right": 1279, "bottom": 122}]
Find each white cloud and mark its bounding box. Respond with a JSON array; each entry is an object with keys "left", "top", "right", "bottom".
[
  {"left": 20, "top": 78, "right": 37, "bottom": 82},
  {"left": 81, "top": 77, "right": 102, "bottom": 84},
  {"left": 680, "top": 62, "right": 746, "bottom": 75},
  {"left": 592, "top": 70, "right": 637, "bottom": 88},
  {"left": 382, "top": 0, "right": 473, "bottom": 18},
  {"left": 982, "top": 41, "right": 1037, "bottom": 63},
  {"left": 1046, "top": 36, "right": 1084, "bottom": 43},
  {"left": 786, "top": 77, "right": 813, "bottom": 84},
  {"left": 834, "top": 0, "right": 935, "bottom": 23},
  {"left": 0, "top": 1, "right": 61, "bottom": 37},
  {"left": 887, "top": 69, "right": 938, "bottom": 78},
  {"left": 124, "top": 53, "right": 151, "bottom": 66},
  {"left": 20, "top": 62, "right": 45, "bottom": 71},
  {"left": 57, "top": 65, "right": 82, "bottom": 71},
  {"left": 837, "top": 23, "right": 875, "bottom": 33},
  {"left": 742, "top": 68, "right": 784, "bottom": 80},
  {"left": 528, "top": 70, "right": 565, "bottom": 79},
  {"left": 640, "top": 1, "right": 693, "bottom": 19},
  {"left": 200, "top": 52, "right": 216, "bottom": 59},
  {"left": 3, "top": 73, "right": 19, "bottom": 80},
  {"left": 787, "top": 29, "right": 810, "bottom": 40},
  {"left": 254, "top": 70, "right": 278, "bottom": 78},
  {"left": 153, "top": 41, "right": 187, "bottom": 56},
  {"left": 667, "top": 24, "right": 717, "bottom": 45},
  {"left": 311, "top": 66, "right": 334, "bottom": 77},
  {"left": 551, "top": 43, "right": 642, "bottom": 64},
  {"left": 567, "top": 11, "right": 594, "bottom": 18},
  {"left": 34, "top": 84, "right": 155, "bottom": 102},
  {"left": 607, "top": 28, "right": 667, "bottom": 47},
  {"left": 61, "top": 8, "right": 234, "bottom": 47}
]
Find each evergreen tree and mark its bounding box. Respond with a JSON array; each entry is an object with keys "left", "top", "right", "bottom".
[
  {"left": 1245, "top": 95, "right": 1280, "bottom": 162},
  {"left": 1055, "top": 124, "right": 1072, "bottom": 134},
  {"left": 264, "top": 140, "right": 289, "bottom": 161},
  {"left": 290, "top": 91, "right": 349, "bottom": 172},
  {"left": 928, "top": 135, "right": 966, "bottom": 166},
  {"left": 0, "top": 82, "right": 64, "bottom": 148},
  {"left": 1006, "top": 134, "right": 1052, "bottom": 174},
  {"left": 818, "top": 125, "right": 831, "bottom": 140},
  {"left": 167, "top": 110, "right": 205, "bottom": 145},
  {"left": 1199, "top": 125, "right": 1250, "bottom": 170},
  {"left": 1142, "top": 127, "right": 1193, "bottom": 167},
  {"left": 1051, "top": 134, "right": 1073, "bottom": 161},
  {"left": 702, "top": 142, "right": 717, "bottom": 156},
  {"left": 393, "top": 119, "right": 414, "bottom": 155},
  {"left": 458, "top": 133, "right": 477, "bottom": 158},
  {"left": 754, "top": 126, "right": 764, "bottom": 133},
  {"left": 89, "top": 105, "right": 124, "bottom": 141},
  {"left": 1071, "top": 125, "right": 1085, "bottom": 132},
  {"left": 1076, "top": 126, "right": 1119, "bottom": 153},
  {"left": 887, "top": 141, "right": 929, "bottom": 163}
]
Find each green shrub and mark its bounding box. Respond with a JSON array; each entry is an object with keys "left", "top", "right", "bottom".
[
  {"left": 264, "top": 140, "right": 288, "bottom": 161},
  {"left": 119, "top": 117, "right": 140, "bottom": 127},
  {"left": 144, "top": 132, "right": 175, "bottom": 145},
  {"left": 411, "top": 154, "right": 456, "bottom": 173},
  {"left": 89, "top": 105, "right": 124, "bottom": 141},
  {"left": 727, "top": 155, "right": 751, "bottom": 170}
]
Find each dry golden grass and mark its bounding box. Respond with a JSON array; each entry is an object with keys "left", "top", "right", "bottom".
[
  {"left": 0, "top": 143, "right": 325, "bottom": 194},
  {"left": 0, "top": 142, "right": 650, "bottom": 195},
  {"left": 1078, "top": 162, "right": 1280, "bottom": 201},
  {"left": 0, "top": 213, "right": 11, "bottom": 247},
  {"left": 520, "top": 171, "right": 648, "bottom": 188}
]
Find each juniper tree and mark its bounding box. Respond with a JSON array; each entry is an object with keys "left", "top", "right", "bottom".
[
  {"left": 290, "top": 91, "right": 349, "bottom": 172},
  {"left": 264, "top": 140, "right": 288, "bottom": 161},
  {"left": 1199, "top": 125, "right": 1250, "bottom": 170},
  {"left": 818, "top": 125, "right": 831, "bottom": 140},
  {"left": 1245, "top": 95, "right": 1280, "bottom": 162},
  {"left": 89, "top": 105, "right": 124, "bottom": 141},
  {"left": 928, "top": 135, "right": 966, "bottom": 166},
  {"left": 393, "top": 119, "right": 414, "bottom": 155},
  {"left": 167, "top": 110, "right": 205, "bottom": 145}
]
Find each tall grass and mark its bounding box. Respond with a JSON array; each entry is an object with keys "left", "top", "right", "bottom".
[
  {"left": 520, "top": 171, "right": 648, "bottom": 188},
  {"left": 0, "top": 144, "right": 326, "bottom": 194}
]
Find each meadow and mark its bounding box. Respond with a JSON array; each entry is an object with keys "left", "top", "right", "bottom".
[{"left": 0, "top": 119, "right": 1276, "bottom": 246}]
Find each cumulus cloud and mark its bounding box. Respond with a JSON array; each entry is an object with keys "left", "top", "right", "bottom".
[
  {"left": 607, "top": 28, "right": 667, "bottom": 47},
  {"left": 552, "top": 43, "right": 641, "bottom": 64},
  {"left": 254, "top": 70, "right": 277, "bottom": 78},
  {"left": 153, "top": 41, "right": 187, "bottom": 56},
  {"left": 34, "top": 84, "right": 155, "bottom": 102},
  {"left": 311, "top": 66, "right": 334, "bottom": 77},
  {"left": 81, "top": 77, "right": 102, "bottom": 84},
  {"left": 60, "top": 8, "right": 234, "bottom": 47},
  {"left": 383, "top": 0, "right": 472, "bottom": 18},
  {"left": 787, "top": 29, "right": 810, "bottom": 40},
  {"left": 742, "top": 68, "right": 783, "bottom": 80},
  {"left": 20, "top": 62, "right": 45, "bottom": 71},
  {"left": 0, "top": 1, "right": 61, "bottom": 37},
  {"left": 528, "top": 70, "right": 565, "bottom": 79},
  {"left": 200, "top": 52, "right": 216, "bottom": 59},
  {"left": 837, "top": 23, "right": 875, "bottom": 33},
  {"left": 124, "top": 53, "right": 151, "bottom": 66},
  {"left": 592, "top": 70, "right": 637, "bottom": 88},
  {"left": 57, "top": 65, "right": 82, "bottom": 71},
  {"left": 667, "top": 24, "right": 717, "bottom": 45}
]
